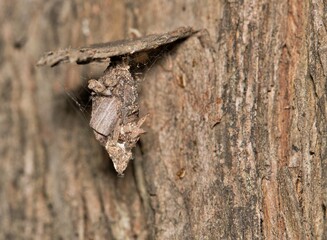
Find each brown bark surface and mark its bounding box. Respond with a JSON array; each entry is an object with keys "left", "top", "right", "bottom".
[{"left": 0, "top": 0, "right": 326, "bottom": 239}]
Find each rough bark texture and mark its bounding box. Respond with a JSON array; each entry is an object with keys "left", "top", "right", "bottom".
[{"left": 0, "top": 0, "right": 326, "bottom": 239}]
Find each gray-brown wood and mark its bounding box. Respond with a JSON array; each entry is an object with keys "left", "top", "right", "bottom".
[
  {"left": 37, "top": 27, "right": 195, "bottom": 67},
  {"left": 0, "top": 0, "right": 326, "bottom": 239}
]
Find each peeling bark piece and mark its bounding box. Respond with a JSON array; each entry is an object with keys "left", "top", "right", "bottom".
[{"left": 37, "top": 27, "right": 196, "bottom": 67}]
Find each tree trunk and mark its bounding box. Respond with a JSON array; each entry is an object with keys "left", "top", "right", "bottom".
[{"left": 0, "top": 0, "right": 325, "bottom": 239}]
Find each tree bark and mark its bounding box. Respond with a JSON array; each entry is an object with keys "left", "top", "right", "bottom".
[{"left": 0, "top": 0, "right": 326, "bottom": 239}]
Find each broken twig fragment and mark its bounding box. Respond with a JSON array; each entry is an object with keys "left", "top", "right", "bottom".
[{"left": 37, "top": 27, "right": 196, "bottom": 175}]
